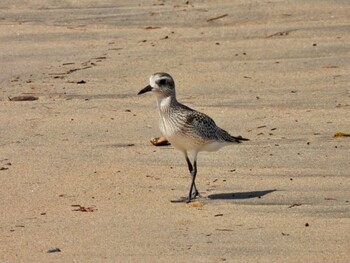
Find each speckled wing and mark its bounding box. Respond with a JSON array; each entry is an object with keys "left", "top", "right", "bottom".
[
  {"left": 182, "top": 108, "right": 249, "bottom": 143},
  {"left": 182, "top": 110, "right": 220, "bottom": 141}
]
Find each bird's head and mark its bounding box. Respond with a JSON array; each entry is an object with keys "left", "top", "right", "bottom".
[{"left": 138, "top": 72, "right": 175, "bottom": 97}]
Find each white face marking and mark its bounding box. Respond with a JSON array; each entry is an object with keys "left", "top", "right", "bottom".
[
  {"left": 149, "top": 75, "right": 157, "bottom": 88},
  {"left": 148, "top": 73, "right": 175, "bottom": 98}
]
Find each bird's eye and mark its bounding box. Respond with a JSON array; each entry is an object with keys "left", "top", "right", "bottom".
[{"left": 158, "top": 79, "right": 167, "bottom": 85}]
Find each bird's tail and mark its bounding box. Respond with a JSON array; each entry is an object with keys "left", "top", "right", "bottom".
[
  {"left": 218, "top": 128, "right": 249, "bottom": 143},
  {"left": 231, "top": 135, "right": 249, "bottom": 143}
]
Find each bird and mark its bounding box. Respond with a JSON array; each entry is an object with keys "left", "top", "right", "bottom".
[{"left": 138, "top": 72, "right": 249, "bottom": 203}]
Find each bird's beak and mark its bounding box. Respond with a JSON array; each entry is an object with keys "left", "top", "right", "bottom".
[{"left": 138, "top": 85, "right": 153, "bottom": 95}]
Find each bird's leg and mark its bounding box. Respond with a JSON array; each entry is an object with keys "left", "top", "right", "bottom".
[
  {"left": 185, "top": 155, "right": 193, "bottom": 172},
  {"left": 185, "top": 155, "right": 200, "bottom": 200},
  {"left": 191, "top": 160, "right": 199, "bottom": 198},
  {"left": 188, "top": 159, "right": 198, "bottom": 203}
]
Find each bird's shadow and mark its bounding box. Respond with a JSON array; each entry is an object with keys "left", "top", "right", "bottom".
[{"left": 208, "top": 189, "right": 277, "bottom": 200}]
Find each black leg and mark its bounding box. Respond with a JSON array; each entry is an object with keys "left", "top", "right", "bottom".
[
  {"left": 185, "top": 156, "right": 193, "bottom": 172},
  {"left": 185, "top": 156, "right": 200, "bottom": 201},
  {"left": 187, "top": 160, "right": 198, "bottom": 203}
]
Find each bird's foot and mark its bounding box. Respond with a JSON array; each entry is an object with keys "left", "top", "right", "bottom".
[
  {"left": 192, "top": 190, "right": 201, "bottom": 199},
  {"left": 170, "top": 191, "right": 201, "bottom": 204},
  {"left": 186, "top": 193, "right": 202, "bottom": 203},
  {"left": 170, "top": 196, "right": 198, "bottom": 203}
]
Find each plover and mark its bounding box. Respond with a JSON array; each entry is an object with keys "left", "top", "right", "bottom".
[{"left": 138, "top": 73, "right": 249, "bottom": 203}]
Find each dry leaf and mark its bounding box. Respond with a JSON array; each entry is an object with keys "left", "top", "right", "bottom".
[
  {"left": 333, "top": 132, "right": 350, "bottom": 138},
  {"left": 71, "top": 205, "right": 96, "bottom": 212},
  {"left": 9, "top": 96, "right": 38, "bottom": 101},
  {"left": 144, "top": 26, "right": 161, "bottom": 30}
]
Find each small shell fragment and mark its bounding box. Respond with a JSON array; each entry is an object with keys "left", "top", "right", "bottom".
[
  {"left": 150, "top": 137, "right": 170, "bottom": 146},
  {"left": 187, "top": 201, "right": 203, "bottom": 208}
]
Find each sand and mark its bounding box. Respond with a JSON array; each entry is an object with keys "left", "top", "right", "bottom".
[{"left": 1, "top": 1, "right": 349, "bottom": 262}]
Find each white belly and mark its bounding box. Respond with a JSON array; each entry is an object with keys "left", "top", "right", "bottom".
[{"left": 165, "top": 129, "right": 228, "bottom": 153}]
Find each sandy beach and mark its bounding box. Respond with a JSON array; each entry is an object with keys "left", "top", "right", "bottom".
[{"left": 1, "top": 1, "right": 349, "bottom": 262}]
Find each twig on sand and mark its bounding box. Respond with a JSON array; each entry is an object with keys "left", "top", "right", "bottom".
[{"left": 207, "top": 14, "right": 228, "bottom": 22}]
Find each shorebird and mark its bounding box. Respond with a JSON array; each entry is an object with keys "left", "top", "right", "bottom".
[{"left": 138, "top": 73, "right": 249, "bottom": 203}]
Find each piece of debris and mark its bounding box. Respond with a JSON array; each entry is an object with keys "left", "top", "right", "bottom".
[
  {"left": 215, "top": 228, "right": 233, "bottom": 232},
  {"left": 288, "top": 203, "right": 302, "bottom": 208},
  {"left": 187, "top": 201, "right": 203, "bottom": 208},
  {"left": 322, "top": 65, "right": 338, "bottom": 69},
  {"left": 92, "top": 56, "right": 107, "bottom": 60},
  {"left": 8, "top": 96, "right": 38, "bottom": 101},
  {"left": 71, "top": 205, "right": 96, "bottom": 212},
  {"left": 77, "top": 80, "right": 86, "bottom": 84},
  {"left": 267, "top": 29, "right": 296, "bottom": 38},
  {"left": 150, "top": 137, "right": 170, "bottom": 146},
  {"left": 144, "top": 26, "right": 161, "bottom": 30},
  {"left": 47, "top": 248, "right": 61, "bottom": 253},
  {"left": 333, "top": 132, "right": 350, "bottom": 138},
  {"left": 207, "top": 14, "right": 228, "bottom": 22}
]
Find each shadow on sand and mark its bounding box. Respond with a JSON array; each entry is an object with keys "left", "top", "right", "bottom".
[{"left": 208, "top": 189, "right": 277, "bottom": 200}]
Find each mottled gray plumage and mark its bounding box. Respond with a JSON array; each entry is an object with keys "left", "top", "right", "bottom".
[
  {"left": 138, "top": 72, "right": 249, "bottom": 203},
  {"left": 182, "top": 109, "right": 246, "bottom": 143}
]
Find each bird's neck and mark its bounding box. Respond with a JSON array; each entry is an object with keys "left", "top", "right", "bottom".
[{"left": 156, "top": 94, "right": 177, "bottom": 113}]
